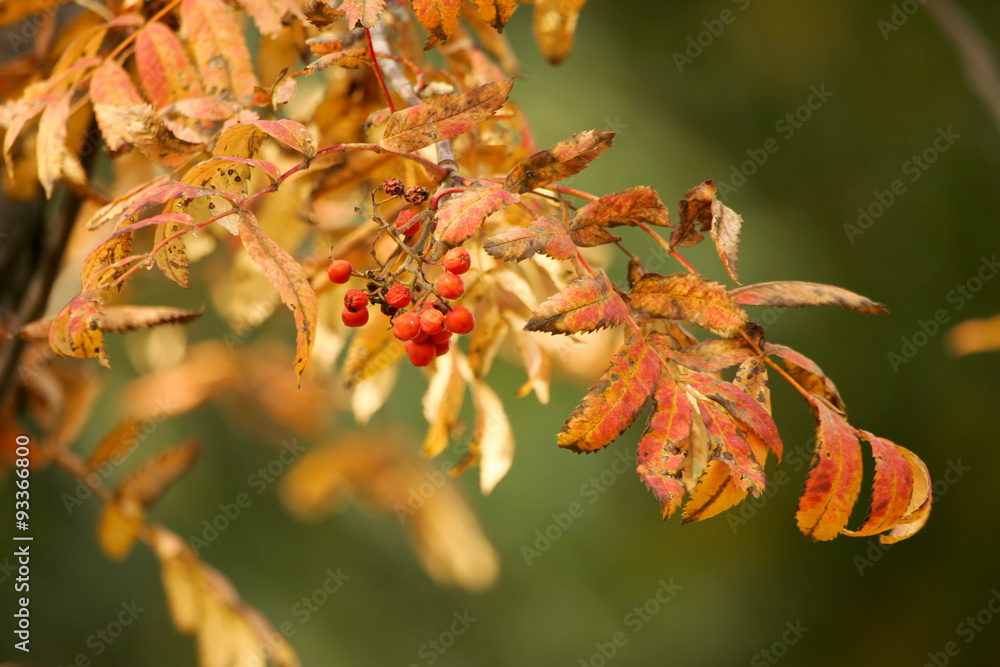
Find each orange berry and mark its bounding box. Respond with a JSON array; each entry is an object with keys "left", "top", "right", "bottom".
[
  {"left": 420, "top": 308, "right": 445, "bottom": 335},
  {"left": 342, "top": 307, "right": 369, "bottom": 327},
  {"left": 444, "top": 306, "right": 475, "bottom": 334},
  {"left": 436, "top": 272, "right": 464, "bottom": 300},
  {"left": 392, "top": 312, "right": 421, "bottom": 341},
  {"left": 405, "top": 340, "right": 436, "bottom": 366},
  {"left": 327, "top": 259, "right": 352, "bottom": 284},
  {"left": 442, "top": 247, "right": 471, "bottom": 275}
]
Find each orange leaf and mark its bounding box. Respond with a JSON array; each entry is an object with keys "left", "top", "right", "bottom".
[
  {"left": 765, "top": 343, "right": 845, "bottom": 413},
  {"left": 710, "top": 199, "right": 743, "bottom": 283},
  {"left": 731, "top": 281, "right": 888, "bottom": 314},
  {"left": 90, "top": 60, "right": 147, "bottom": 151},
  {"left": 434, "top": 185, "right": 519, "bottom": 245},
  {"left": 946, "top": 314, "right": 1000, "bottom": 356},
  {"left": 629, "top": 273, "right": 748, "bottom": 337},
  {"left": 795, "top": 402, "right": 863, "bottom": 541},
  {"left": 570, "top": 186, "right": 669, "bottom": 247},
  {"left": 98, "top": 498, "right": 144, "bottom": 561},
  {"left": 843, "top": 431, "right": 915, "bottom": 538},
  {"left": 380, "top": 78, "right": 513, "bottom": 153},
  {"left": 238, "top": 211, "right": 318, "bottom": 383},
  {"left": 472, "top": 0, "right": 517, "bottom": 31},
  {"left": 182, "top": 0, "right": 258, "bottom": 104},
  {"left": 483, "top": 215, "right": 576, "bottom": 262},
  {"left": 681, "top": 460, "right": 746, "bottom": 523},
  {"left": 685, "top": 373, "right": 782, "bottom": 462},
  {"left": 411, "top": 0, "right": 461, "bottom": 47},
  {"left": 533, "top": 0, "right": 587, "bottom": 65},
  {"left": 340, "top": 0, "right": 385, "bottom": 28},
  {"left": 557, "top": 335, "right": 660, "bottom": 452},
  {"left": 216, "top": 119, "right": 318, "bottom": 160},
  {"left": 524, "top": 270, "right": 629, "bottom": 335},
  {"left": 87, "top": 418, "right": 143, "bottom": 472},
  {"left": 504, "top": 129, "right": 614, "bottom": 194},
  {"left": 135, "top": 22, "right": 204, "bottom": 108},
  {"left": 49, "top": 296, "right": 110, "bottom": 369},
  {"left": 696, "top": 399, "right": 765, "bottom": 494},
  {"left": 878, "top": 446, "right": 932, "bottom": 544},
  {"left": 637, "top": 375, "right": 691, "bottom": 519}
]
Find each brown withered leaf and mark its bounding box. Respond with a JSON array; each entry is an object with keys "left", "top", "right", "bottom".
[
  {"left": 300, "top": 47, "right": 372, "bottom": 75},
  {"left": 135, "top": 22, "right": 204, "bottom": 108},
  {"left": 181, "top": 0, "right": 258, "bottom": 104},
  {"left": 629, "top": 273, "right": 747, "bottom": 337},
  {"left": 412, "top": 0, "right": 461, "bottom": 48},
  {"left": 434, "top": 185, "right": 519, "bottom": 245},
  {"left": 671, "top": 180, "right": 715, "bottom": 249},
  {"left": 341, "top": 0, "right": 386, "bottom": 28},
  {"left": 83, "top": 176, "right": 172, "bottom": 231},
  {"left": 524, "top": 270, "right": 629, "bottom": 335},
  {"left": 533, "top": 0, "right": 587, "bottom": 65},
  {"left": 558, "top": 335, "right": 661, "bottom": 453},
  {"left": 238, "top": 211, "right": 318, "bottom": 384},
  {"left": 472, "top": 0, "right": 518, "bottom": 31},
  {"left": 49, "top": 296, "right": 110, "bottom": 369},
  {"left": 504, "top": 129, "right": 614, "bottom": 194},
  {"left": 380, "top": 78, "right": 513, "bottom": 153},
  {"left": 710, "top": 199, "right": 743, "bottom": 283},
  {"left": 79, "top": 229, "right": 134, "bottom": 292},
  {"left": 304, "top": 0, "right": 345, "bottom": 29},
  {"left": 570, "top": 186, "right": 669, "bottom": 247},
  {"left": 681, "top": 459, "right": 746, "bottom": 523},
  {"left": 730, "top": 281, "right": 888, "bottom": 314},
  {"left": 733, "top": 357, "right": 771, "bottom": 415},
  {"left": 795, "top": 401, "right": 863, "bottom": 541},
  {"left": 483, "top": 215, "right": 576, "bottom": 262}
]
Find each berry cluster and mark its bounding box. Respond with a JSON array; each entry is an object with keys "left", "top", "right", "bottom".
[{"left": 325, "top": 180, "right": 477, "bottom": 367}]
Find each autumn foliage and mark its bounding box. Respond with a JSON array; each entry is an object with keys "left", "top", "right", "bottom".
[{"left": 1, "top": 1, "right": 931, "bottom": 664}]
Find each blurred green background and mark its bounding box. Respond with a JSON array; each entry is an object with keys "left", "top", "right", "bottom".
[{"left": 5, "top": 1, "right": 1000, "bottom": 665}]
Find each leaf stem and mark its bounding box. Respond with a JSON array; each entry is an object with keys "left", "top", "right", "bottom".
[
  {"left": 637, "top": 223, "right": 697, "bottom": 273},
  {"left": 365, "top": 28, "right": 397, "bottom": 113}
]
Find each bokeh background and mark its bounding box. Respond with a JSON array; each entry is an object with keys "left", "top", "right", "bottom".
[{"left": 4, "top": 1, "right": 1000, "bottom": 665}]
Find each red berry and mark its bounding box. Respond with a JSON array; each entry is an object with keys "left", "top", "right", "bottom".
[
  {"left": 385, "top": 284, "right": 412, "bottom": 309},
  {"left": 395, "top": 209, "right": 420, "bottom": 237},
  {"left": 434, "top": 339, "right": 451, "bottom": 356},
  {"left": 392, "top": 312, "right": 421, "bottom": 341},
  {"left": 327, "top": 259, "right": 352, "bottom": 284},
  {"left": 342, "top": 307, "right": 369, "bottom": 327},
  {"left": 444, "top": 305, "right": 475, "bottom": 334},
  {"left": 414, "top": 329, "right": 430, "bottom": 343},
  {"left": 405, "top": 340, "right": 436, "bottom": 367},
  {"left": 430, "top": 330, "right": 452, "bottom": 344},
  {"left": 344, "top": 289, "right": 368, "bottom": 311},
  {"left": 442, "top": 247, "right": 471, "bottom": 275},
  {"left": 436, "top": 272, "right": 464, "bottom": 300},
  {"left": 420, "top": 308, "right": 445, "bottom": 335}
]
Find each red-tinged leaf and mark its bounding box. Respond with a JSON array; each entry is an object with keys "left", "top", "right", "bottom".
[
  {"left": 654, "top": 336, "right": 755, "bottom": 373},
  {"left": 37, "top": 91, "right": 87, "bottom": 198},
  {"left": 182, "top": 0, "right": 258, "bottom": 104},
  {"left": 879, "top": 446, "right": 932, "bottom": 544},
  {"left": 796, "top": 401, "right": 863, "bottom": 541},
  {"left": 557, "top": 336, "right": 661, "bottom": 453},
  {"left": 380, "top": 78, "right": 513, "bottom": 153},
  {"left": 629, "top": 273, "right": 748, "bottom": 337},
  {"left": 697, "top": 399, "right": 765, "bottom": 494},
  {"left": 434, "top": 185, "right": 519, "bottom": 245},
  {"left": 472, "top": 0, "right": 517, "bottom": 31},
  {"left": 121, "top": 182, "right": 236, "bottom": 221},
  {"left": 340, "top": 0, "right": 385, "bottom": 28},
  {"left": 637, "top": 375, "right": 691, "bottom": 519},
  {"left": 842, "top": 431, "right": 914, "bottom": 538},
  {"left": 49, "top": 296, "right": 110, "bottom": 369},
  {"left": 412, "top": 0, "right": 461, "bottom": 47},
  {"left": 524, "top": 270, "right": 629, "bottom": 335},
  {"left": 135, "top": 22, "right": 204, "bottom": 108},
  {"left": 685, "top": 373, "right": 783, "bottom": 463},
  {"left": 570, "top": 186, "right": 669, "bottom": 247},
  {"left": 238, "top": 211, "right": 318, "bottom": 383},
  {"left": 671, "top": 180, "right": 715, "bottom": 249},
  {"left": 483, "top": 215, "right": 575, "bottom": 262},
  {"left": 217, "top": 119, "right": 317, "bottom": 160},
  {"left": 505, "top": 129, "right": 614, "bottom": 194},
  {"left": 710, "top": 199, "right": 742, "bottom": 283},
  {"left": 730, "top": 281, "right": 889, "bottom": 315},
  {"left": 90, "top": 60, "right": 147, "bottom": 151},
  {"left": 533, "top": 0, "right": 587, "bottom": 65},
  {"left": 84, "top": 177, "right": 172, "bottom": 231},
  {"left": 681, "top": 460, "right": 746, "bottom": 523},
  {"left": 765, "top": 343, "right": 845, "bottom": 413}
]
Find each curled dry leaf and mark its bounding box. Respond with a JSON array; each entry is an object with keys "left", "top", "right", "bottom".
[
  {"left": 504, "top": 129, "right": 614, "bottom": 195},
  {"left": 731, "top": 281, "right": 889, "bottom": 314},
  {"left": 570, "top": 185, "right": 670, "bottom": 247},
  {"left": 710, "top": 199, "right": 743, "bottom": 283}
]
